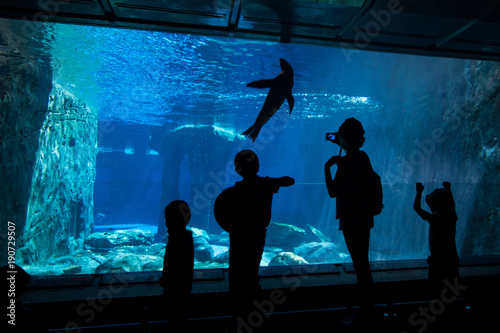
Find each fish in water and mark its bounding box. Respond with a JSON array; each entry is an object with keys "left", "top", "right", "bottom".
[{"left": 242, "top": 58, "right": 294, "bottom": 142}]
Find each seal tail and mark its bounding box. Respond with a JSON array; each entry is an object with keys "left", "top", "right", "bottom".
[{"left": 242, "top": 124, "right": 261, "bottom": 142}]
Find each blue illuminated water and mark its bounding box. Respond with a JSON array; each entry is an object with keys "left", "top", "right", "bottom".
[
  {"left": 44, "top": 24, "right": 382, "bottom": 126},
  {"left": 34, "top": 22, "right": 499, "bottom": 271}
]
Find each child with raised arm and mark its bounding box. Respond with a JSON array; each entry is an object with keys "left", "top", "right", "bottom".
[
  {"left": 414, "top": 182, "right": 459, "bottom": 293},
  {"left": 230, "top": 149, "right": 295, "bottom": 323}
]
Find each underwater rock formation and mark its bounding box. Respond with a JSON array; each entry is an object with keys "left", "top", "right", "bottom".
[
  {"left": 20, "top": 221, "right": 340, "bottom": 274},
  {"left": 96, "top": 253, "right": 163, "bottom": 274},
  {"left": 269, "top": 252, "right": 309, "bottom": 266},
  {"left": 22, "top": 250, "right": 103, "bottom": 276},
  {"left": 209, "top": 232, "right": 230, "bottom": 246},
  {"left": 294, "top": 242, "right": 347, "bottom": 263},
  {"left": 444, "top": 61, "right": 500, "bottom": 256},
  {"left": 193, "top": 236, "right": 215, "bottom": 262},
  {"left": 266, "top": 222, "right": 308, "bottom": 250},
  {"left": 305, "top": 224, "right": 331, "bottom": 243},
  {"left": 266, "top": 222, "right": 332, "bottom": 251},
  {"left": 19, "top": 84, "right": 98, "bottom": 265},
  {"left": 214, "top": 251, "right": 230, "bottom": 264},
  {"left": 190, "top": 227, "right": 210, "bottom": 242},
  {"left": 85, "top": 229, "right": 155, "bottom": 250},
  {"left": 0, "top": 19, "right": 53, "bottom": 265},
  {"left": 189, "top": 227, "right": 215, "bottom": 262},
  {"left": 109, "top": 243, "right": 165, "bottom": 257}
]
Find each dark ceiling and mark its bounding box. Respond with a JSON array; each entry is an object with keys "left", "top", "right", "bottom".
[{"left": 1, "top": 0, "right": 499, "bottom": 60}]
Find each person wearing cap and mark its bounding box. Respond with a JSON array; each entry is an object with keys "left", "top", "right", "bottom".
[{"left": 324, "top": 117, "right": 375, "bottom": 317}]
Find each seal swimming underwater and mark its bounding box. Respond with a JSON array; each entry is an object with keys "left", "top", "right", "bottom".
[{"left": 242, "top": 58, "right": 294, "bottom": 142}]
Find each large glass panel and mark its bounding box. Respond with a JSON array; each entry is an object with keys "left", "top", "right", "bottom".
[{"left": 3, "top": 19, "right": 499, "bottom": 276}]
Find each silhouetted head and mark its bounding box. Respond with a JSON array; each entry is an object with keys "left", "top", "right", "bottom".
[
  {"left": 338, "top": 117, "right": 365, "bottom": 150},
  {"left": 165, "top": 200, "right": 191, "bottom": 232},
  {"left": 425, "top": 188, "right": 455, "bottom": 217},
  {"left": 234, "top": 149, "right": 259, "bottom": 178},
  {"left": 279, "top": 58, "right": 293, "bottom": 73},
  {"left": 2, "top": 265, "right": 31, "bottom": 298}
]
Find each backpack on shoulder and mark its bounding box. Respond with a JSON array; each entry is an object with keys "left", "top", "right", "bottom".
[{"left": 360, "top": 165, "right": 384, "bottom": 216}]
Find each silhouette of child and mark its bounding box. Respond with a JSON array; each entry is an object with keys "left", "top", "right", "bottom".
[
  {"left": 324, "top": 117, "right": 375, "bottom": 317},
  {"left": 159, "top": 200, "right": 194, "bottom": 328},
  {"left": 229, "top": 149, "right": 294, "bottom": 321},
  {"left": 414, "top": 182, "right": 459, "bottom": 293}
]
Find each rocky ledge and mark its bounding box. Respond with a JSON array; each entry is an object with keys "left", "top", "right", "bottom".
[{"left": 23, "top": 222, "right": 350, "bottom": 275}]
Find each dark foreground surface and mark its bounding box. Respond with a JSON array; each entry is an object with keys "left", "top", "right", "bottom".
[{"left": 19, "top": 258, "right": 500, "bottom": 333}]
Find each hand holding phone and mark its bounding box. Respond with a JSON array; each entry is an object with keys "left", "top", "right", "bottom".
[{"left": 326, "top": 132, "right": 340, "bottom": 145}]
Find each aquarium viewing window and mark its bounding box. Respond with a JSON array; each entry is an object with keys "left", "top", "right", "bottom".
[{"left": 2, "top": 17, "right": 499, "bottom": 277}]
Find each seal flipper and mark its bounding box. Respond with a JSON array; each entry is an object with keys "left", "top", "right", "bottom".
[
  {"left": 247, "top": 79, "right": 274, "bottom": 88},
  {"left": 286, "top": 93, "right": 294, "bottom": 115},
  {"left": 242, "top": 124, "right": 261, "bottom": 142},
  {"left": 242, "top": 124, "right": 255, "bottom": 136}
]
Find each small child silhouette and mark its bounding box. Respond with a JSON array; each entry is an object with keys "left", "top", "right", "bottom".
[
  {"left": 159, "top": 200, "right": 194, "bottom": 330},
  {"left": 414, "top": 182, "right": 459, "bottom": 293},
  {"left": 229, "top": 149, "right": 294, "bottom": 321}
]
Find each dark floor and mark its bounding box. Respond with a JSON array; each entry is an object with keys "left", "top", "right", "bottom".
[
  {"left": 38, "top": 296, "right": 497, "bottom": 333},
  {"left": 20, "top": 259, "right": 500, "bottom": 333},
  {"left": 160, "top": 301, "right": 495, "bottom": 333}
]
